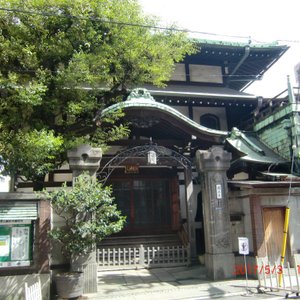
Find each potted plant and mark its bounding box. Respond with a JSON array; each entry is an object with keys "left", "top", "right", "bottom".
[{"left": 41, "top": 173, "right": 125, "bottom": 298}]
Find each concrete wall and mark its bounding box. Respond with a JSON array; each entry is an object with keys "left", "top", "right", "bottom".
[
  {"left": 193, "top": 106, "right": 228, "bottom": 131},
  {"left": 229, "top": 187, "right": 300, "bottom": 269},
  {"left": 0, "top": 273, "right": 50, "bottom": 300},
  {"left": 258, "top": 191, "right": 300, "bottom": 255},
  {"left": 51, "top": 211, "right": 69, "bottom": 266},
  {"left": 229, "top": 194, "right": 253, "bottom": 254},
  {"left": 169, "top": 105, "right": 228, "bottom": 131},
  {"left": 170, "top": 105, "right": 189, "bottom": 118},
  {"left": 228, "top": 191, "right": 257, "bottom": 277}
]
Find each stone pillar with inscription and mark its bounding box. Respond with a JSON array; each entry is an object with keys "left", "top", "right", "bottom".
[
  {"left": 196, "top": 146, "right": 235, "bottom": 280},
  {"left": 67, "top": 144, "right": 102, "bottom": 294},
  {"left": 184, "top": 167, "right": 197, "bottom": 263}
]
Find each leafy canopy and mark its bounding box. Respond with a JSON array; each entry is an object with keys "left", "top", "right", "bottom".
[
  {"left": 0, "top": 0, "right": 195, "bottom": 183},
  {"left": 41, "top": 173, "right": 126, "bottom": 256}
]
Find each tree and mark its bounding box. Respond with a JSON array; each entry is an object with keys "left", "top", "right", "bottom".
[
  {"left": 0, "top": 0, "right": 195, "bottom": 189},
  {"left": 41, "top": 173, "right": 126, "bottom": 257}
]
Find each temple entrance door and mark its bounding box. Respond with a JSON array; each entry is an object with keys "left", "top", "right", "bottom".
[{"left": 110, "top": 175, "right": 178, "bottom": 235}]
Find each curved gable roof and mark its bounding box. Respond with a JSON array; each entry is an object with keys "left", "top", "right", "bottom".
[{"left": 101, "top": 88, "right": 228, "bottom": 143}]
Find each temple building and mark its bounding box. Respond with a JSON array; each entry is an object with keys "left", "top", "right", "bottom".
[{"left": 94, "top": 39, "right": 300, "bottom": 279}]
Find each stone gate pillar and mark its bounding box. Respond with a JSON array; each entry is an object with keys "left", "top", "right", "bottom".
[
  {"left": 67, "top": 144, "right": 102, "bottom": 294},
  {"left": 184, "top": 167, "right": 197, "bottom": 262},
  {"left": 195, "top": 146, "right": 235, "bottom": 280}
]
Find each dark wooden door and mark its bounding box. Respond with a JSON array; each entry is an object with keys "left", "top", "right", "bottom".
[{"left": 111, "top": 176, "right": 179, "bottom": 235}]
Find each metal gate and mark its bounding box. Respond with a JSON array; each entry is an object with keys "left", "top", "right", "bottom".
[{"left": 256, "top": 255, "right": 300, "bottom": 298}]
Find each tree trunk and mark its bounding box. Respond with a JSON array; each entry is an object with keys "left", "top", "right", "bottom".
[{"left": 33, "top": 177, "right": 45, "bottom": 191}]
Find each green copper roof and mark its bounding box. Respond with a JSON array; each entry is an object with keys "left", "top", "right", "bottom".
[
  {"left": 102, "top": 89, "right": 287, "bottom": 166},
  {"left": 101, "top": 88, "right": 228, "bottom": 138},
  {"left": 194, "top": 38, "right": 282, "bottom": 48},
  {"left": 226, "top": 128, "right": 287, "bottom": 164}
]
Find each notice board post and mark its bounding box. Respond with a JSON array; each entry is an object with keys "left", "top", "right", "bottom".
[{"left": 238, "top": 237, "right": 252, "bottom": 296}]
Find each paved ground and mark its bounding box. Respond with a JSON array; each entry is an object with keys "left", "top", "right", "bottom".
[{"left": 83, "top": 266, "right": 265, "bottom": 299}]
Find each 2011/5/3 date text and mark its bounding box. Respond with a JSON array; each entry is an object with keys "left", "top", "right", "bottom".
[{"left": 234, "top": 264, "right": 300, "bottom": 275}]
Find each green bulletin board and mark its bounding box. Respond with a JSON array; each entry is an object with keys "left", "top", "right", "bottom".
[{"left": 0, "top": 223, "right": 33, "bottom": 268}]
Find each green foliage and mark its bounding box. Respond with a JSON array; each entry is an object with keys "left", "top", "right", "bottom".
[
  {"left": 0, "top": 0, "right": 195, "bottom": 182},
  {"left": 0, "top": 126, "right": 64, "bottom": 181},
  {"left": 41, "top": 173, "right": 126, "bottom": 257}
]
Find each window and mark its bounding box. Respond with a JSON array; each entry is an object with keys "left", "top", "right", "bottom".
[
  {"left": 200, "top": 114, "right": 220, "bottom": 130},
  {"left": 170, "top": 63, "right": 186, "bottom": 81},
  {"left": 189, "top": 64, "right": 223, "bottom": 84}
]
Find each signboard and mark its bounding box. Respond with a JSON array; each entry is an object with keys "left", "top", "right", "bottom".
[
  {"left": 216, "top": 184, "right": 222, "bottom": 199},
  {"left": 125, "top": 165, "right": 139, "bottom": 174},
  {"left": 0, "top": 223, "right": 32, "bottom": 268},
  {"left": 11, "top": 226, "right": 30, "bottom": 261},
  {"left": 147, "top": 150, "right": 157, "bottom": 165},
  {"left": 238, "top": 237, "right": 249, "bottom": 255},
  {"left": 215, "top": 184, "right": 223, "bottom": 210}
]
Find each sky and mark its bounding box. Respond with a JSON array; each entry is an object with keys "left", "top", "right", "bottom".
[{"left": 139, "top": 0, "right": 300, "bottom": 97}]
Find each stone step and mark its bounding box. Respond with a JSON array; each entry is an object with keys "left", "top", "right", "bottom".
[{"left": 98, "top": 234, "right": 182, "bottom": 248}]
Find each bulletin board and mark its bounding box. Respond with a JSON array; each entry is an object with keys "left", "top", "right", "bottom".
[{"left": 0, "top": 223, "right": 33, "bottom": 268}]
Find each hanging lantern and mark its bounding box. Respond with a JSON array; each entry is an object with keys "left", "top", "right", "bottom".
[{"left": 147, "top": 150, "right": 157, "bottom": 165}]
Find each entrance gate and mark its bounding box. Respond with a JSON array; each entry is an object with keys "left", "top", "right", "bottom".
[
  {"left": 97, "top": 143, "right": 192, "bottom": 183},
  {"left": 96, "top": 143, "right": 198, "bottom": 268}
]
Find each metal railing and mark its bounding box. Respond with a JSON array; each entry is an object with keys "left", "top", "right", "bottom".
[{"left": 256, "top": 255, "right": 300, "bottom": 298}]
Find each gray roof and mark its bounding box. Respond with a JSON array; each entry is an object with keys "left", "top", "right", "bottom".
[{"left": 142, "top": 84, "right": 257, "bottom": 100}]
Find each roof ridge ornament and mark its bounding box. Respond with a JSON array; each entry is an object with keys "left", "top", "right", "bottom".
[
  {"left": 230, "top": 127, "right": 265, "bottom": 155},
  {"left": 127, "top": 88, "right": 155, "bottom": 101}
]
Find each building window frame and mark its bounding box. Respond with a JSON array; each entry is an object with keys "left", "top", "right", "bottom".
[{"left": 200, "top": 113, "right": 220, "bottom": 130}]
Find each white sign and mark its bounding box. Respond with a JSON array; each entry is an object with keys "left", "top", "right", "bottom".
[
  {"left": 147, "top": 150, "right": 157, "bottom": 165},
  {"left": 0, "top": 236, "right": 10, "bottom": 257},
  {"left": 216, "top": 184, "right": 222, "bottom": 199},
  {"left": 11, "top": 227, "right": 30, "bottom": 261},
  {"left": 238, "top": 237, "right": 249, "bottom": 255}
]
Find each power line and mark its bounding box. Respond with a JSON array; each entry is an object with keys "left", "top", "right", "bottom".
[
  {"left": 0, "top": 66, "right": 267, "bottom": 78},
  {"left": 253, "top": 38, "right": 300, "bottom": 44},
  {"left": 0, "top": 6, "right": 267, "bottom": 42},
  {"left": 1, "top": 6, "right": 300, "bottom": 44}
]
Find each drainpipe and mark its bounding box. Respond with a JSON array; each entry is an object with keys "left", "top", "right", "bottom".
[
  {"left": 288, "top": 75, "right": 300, "bottom": 173},
  {"left": 226, "top": 45, "right": 251, "bottom": 86},
  {"left": 278, "top": 78, "right": 295, "bottom": 286}
]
